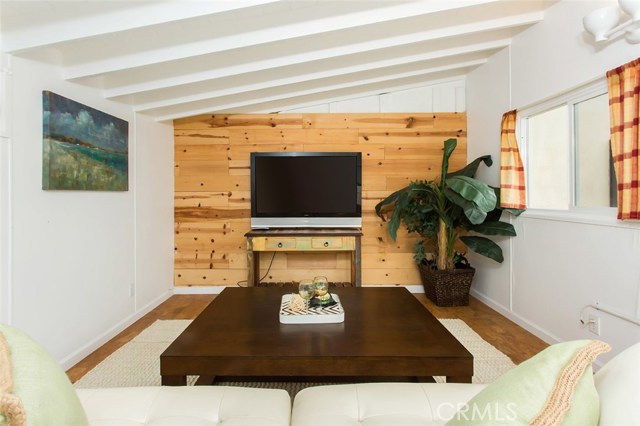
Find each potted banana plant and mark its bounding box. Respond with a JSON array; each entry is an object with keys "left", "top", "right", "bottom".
[{"left": 375, "top": 138, "right": 521, "bottom": 306}]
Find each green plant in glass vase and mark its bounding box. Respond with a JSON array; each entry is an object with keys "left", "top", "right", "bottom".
[{"left": 375, "top": 138, "right": 521, "bottom": 305}]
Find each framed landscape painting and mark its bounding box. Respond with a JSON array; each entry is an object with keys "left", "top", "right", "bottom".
[{"left": 42, "top": 91, "right": 129, "bottom": 191}]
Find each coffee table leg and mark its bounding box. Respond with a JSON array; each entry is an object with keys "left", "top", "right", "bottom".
[
  {"left": 446, "top": 376, "right": 472, "bottom": 383},
  {"left": 195, "top": 375, "right": 216, "bottom": 385},
  {"left": 161, "top": 375, "right": 187, "bottom": 386}
]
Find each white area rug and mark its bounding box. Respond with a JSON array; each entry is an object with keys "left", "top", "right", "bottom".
[{"left": 74, "top": 319, "right": 515, "bottom": 391}]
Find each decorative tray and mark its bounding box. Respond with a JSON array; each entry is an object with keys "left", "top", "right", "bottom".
[{"left": 279, "top": 293, "right": 345, "bottom": 324}]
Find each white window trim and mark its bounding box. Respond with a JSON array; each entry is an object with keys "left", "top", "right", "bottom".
[{"left": 516, "top": 79, "right": 638, "bottom": 229}]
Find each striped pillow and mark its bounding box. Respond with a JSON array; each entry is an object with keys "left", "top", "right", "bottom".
[{"left": 446, "top": 339, "right": 610, "bottom": 426}]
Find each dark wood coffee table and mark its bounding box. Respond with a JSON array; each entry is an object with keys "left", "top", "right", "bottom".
[{"left": 160, "top": 287, "right": 473, "bottom": 385}]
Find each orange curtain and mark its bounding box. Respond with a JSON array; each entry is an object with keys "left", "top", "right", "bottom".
[
  {"left": 500, "top": 109, "right": 526, "bottom": 210},
  {"left": 607, "top": 57, "right": 640, "bottom": 220}
]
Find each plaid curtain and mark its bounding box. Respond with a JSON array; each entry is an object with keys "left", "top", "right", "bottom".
[
  {"left": 607, "top": 57, "right": 640, "bottom": 220},
  {"left": 500, "top": 109, "right": 526, "bottom": 209}
]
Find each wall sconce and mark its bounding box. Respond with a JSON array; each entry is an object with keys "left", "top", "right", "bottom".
[{"left": 583, "top": 0, "right": 640, "bottom": 43}]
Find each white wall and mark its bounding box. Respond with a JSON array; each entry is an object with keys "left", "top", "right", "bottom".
[
  {"left": 466, "top": 47, "right": 512, "bottom": 310},
  {"left": 284, "top": 78, "right": 466, "bottom": 113},
  {"left": 467, "top": 0, "right": 640, "bottom": 363},
  {"left": 1, "top": 56, "right": 174, "bottom": 367},
  {"left": 0, "top": 54, "right": 10, "bottom": 325},
  {"left": 134, "top": 113, "right": 174, "bottom": 309}
]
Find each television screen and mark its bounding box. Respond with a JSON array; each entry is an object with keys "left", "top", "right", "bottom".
[{"left": 250, "top": 152, "right": 362, "bottom": 228}]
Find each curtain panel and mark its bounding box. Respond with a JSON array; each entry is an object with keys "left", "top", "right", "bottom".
[
  {"left": 607, "top": 57, "right": 640, "bottom": 220},
  {"left": 499, "top": 109, "right": 526, "bottom": 210}
]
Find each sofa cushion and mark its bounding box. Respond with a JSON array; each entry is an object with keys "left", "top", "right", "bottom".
[
  {"left": 0, "top": 324, "right": 89, "bottom": 426},
  {"left": 291, "top": 382, "right": 487, "bottom": 426},
  {"left": 594, "top": 342, "right": 640, "bottom": 426},
  {"left": 76, "top": 385, "right": 291, "bottom": 426},
  {"left": 445, "top": 339, "right": 610, "bottom": 426}
]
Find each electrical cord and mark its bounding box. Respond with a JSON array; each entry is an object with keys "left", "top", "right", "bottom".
[
  {"left": 236, "top": 251, "right": 277, "bottom": 287},
  {"left": 259, "top": 251, "right": 277, "bottom": 283},
  {"left": 579, "top": 303, "right": 640, "bottom": 327}
]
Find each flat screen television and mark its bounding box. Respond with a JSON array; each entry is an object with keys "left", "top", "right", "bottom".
[{"left": 250, "top": 152, "right": 362, "bottom": 229}]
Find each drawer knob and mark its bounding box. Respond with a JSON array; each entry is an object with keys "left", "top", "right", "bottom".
[
  {"left": 278, "top": 242, "right": 283, "bottom": 248},
  {"left": 323, "top": 241, "right": 329, "bottom": 247}
]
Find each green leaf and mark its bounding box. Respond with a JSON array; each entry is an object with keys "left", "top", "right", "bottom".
[
  {"left": 469, "top": 221, "right": 516, "bottom": 236},
  {"left": 387, "top": 209, "right": 401, "bottom": 241},
  {"left": 386, "top": 189, "right": 411, "bottom": 241},
  {"left": 446, "top": 176, "right": 497, "bottom": 213},
  {"left": 484, "top": 187, "right": 504, "bottom": 222},
  {"left": 448, "top": 155, "right": 492, "bottom": 178},
  {"left": 444, "top": 188, "right": 487, "bottom": 225},
  {"left": 484, "top": 207, "right": 503, "bottom": 223},
  {"left": 375, "top": 186, "right": 409, "bottom": 220},
  {"left": 440, "top": 138, "right": 457, "bottom": 185},
  {"left": 460, "top": 236, "right": 504, "bottom": 263}
]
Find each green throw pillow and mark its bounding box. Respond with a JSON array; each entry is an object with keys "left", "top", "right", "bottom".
[
  {"left": 0, "top": 324, "right": 88, "bottom": 426},
  {"left": 446, "top": 339, "right": 610, "bottom": 426}
]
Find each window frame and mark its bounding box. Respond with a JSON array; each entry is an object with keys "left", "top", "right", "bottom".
[{"left": 516, "top": 79, "right": 629, "bottom": 227}]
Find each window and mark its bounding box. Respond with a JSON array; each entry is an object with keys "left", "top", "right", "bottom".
[
  {"left": 520, "top": 81, "right": 616, "bottom": 212},
  {"left": 527, "top": 105, "right": 570, "bottom": 209},
  {"left": 574, "top": 94, "right": 616, "bottom": 208}
]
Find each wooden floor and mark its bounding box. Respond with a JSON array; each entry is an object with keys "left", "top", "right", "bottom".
[{"left": 66, "top": 292, "right": 548, "bottom": 383}]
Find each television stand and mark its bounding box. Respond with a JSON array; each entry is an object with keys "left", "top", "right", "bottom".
[{"left": 245, "top": 228, "right": 362, "bottom": 287}]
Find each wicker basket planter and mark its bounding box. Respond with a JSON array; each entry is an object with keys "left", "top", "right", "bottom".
[{"left": 418, "top": 263, "right": 476, "bottom": 307}]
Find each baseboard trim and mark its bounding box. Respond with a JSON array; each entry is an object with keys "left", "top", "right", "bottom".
[
  {"left": 404, "top": 285, "right": 424, "bottom": 293},
  {"left": 173, "top": 286, "right": 227, "bottom": 294},
  {"left": 60, "top": 290, "right": 173, "bottom": 370}
]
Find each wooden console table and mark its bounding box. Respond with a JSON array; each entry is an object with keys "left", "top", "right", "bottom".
[{"left": 245, "top": 228, "right": 362, "bottom": 287}]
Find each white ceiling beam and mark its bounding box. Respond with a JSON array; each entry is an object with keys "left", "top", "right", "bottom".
[
  {"left": 2, "top": 0, "right": 283, "bottom": 53},
  {"left": 152, "top": 58, "right": 486, "bottom": 121},
  {"left": 251, "top": 74, "right": 467, "bottom": 114},
  {"left": 63, "top": 0, "right": 500, "bottom": 80},
  {"left": 134, "top": 39, "right": 508, "bottom": 113},
  {"left": 105, "top": 8, "right": 541, "bottom": 99}
]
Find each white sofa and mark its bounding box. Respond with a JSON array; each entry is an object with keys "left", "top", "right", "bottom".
[
  {"left": 1, "top": 319, "right": 636, "bottom": 426},
  {"left": 290, "top": 341, "right": 640, "bottom": 426},
  {"left": 76, "top": 386, "right": 291, "bottom": 426},
  {"left": 73, "top": 341, "right": 640, "bottom": 426}
]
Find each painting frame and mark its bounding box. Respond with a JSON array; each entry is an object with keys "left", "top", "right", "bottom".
[{"left": 42, "top": 91, "right": 129, "bottom": 191}]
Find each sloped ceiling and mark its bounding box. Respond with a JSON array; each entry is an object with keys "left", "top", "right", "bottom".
[{"left": 1, "top": 0, "right": 553, "bottom": 121}]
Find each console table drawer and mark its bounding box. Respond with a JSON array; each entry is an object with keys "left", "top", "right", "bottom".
[
  {"left": 311, "top": 237, "right": 351, "bottom": 249},
  {"left": 249, "top": 235, "right": 356, "bottom": 251},
  {"left": 261, "top": 238, "right": 297, "bottom": 250}
]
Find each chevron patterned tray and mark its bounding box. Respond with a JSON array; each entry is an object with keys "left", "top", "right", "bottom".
[{"left": 279, "top": 293, "right": 345, "bottom": 324}]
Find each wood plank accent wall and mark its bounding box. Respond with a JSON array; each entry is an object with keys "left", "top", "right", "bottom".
[{"left": 173, "top": 113, "right": 467, "bottom": 287}]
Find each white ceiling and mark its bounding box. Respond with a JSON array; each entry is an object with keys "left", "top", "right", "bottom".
[{"left": 1, "top": 0, "right": 554, "bottom": 121}]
